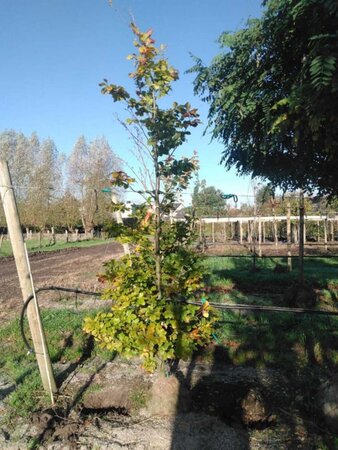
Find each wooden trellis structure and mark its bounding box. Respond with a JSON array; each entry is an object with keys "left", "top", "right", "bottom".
[{"left": 199, "top": 214, "right": 337, "bottom": 248}]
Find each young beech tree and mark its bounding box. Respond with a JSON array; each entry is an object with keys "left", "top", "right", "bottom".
[{"left": 84, "top": 24, "right": 216, "bottom": 371}]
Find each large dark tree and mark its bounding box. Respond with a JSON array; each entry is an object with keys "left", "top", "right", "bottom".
[{"left": 191, "top": 0, "right": 338, "bottom": 196}]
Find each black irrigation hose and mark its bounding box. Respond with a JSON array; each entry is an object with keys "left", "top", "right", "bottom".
[
  {"left": 191, "top": 301, "right": 338, "bottom": 316},
  {"left": 20, "top": 285, "right": 338, "bottom": 355},
  {"left": 202, "top": 254, "right": 338, "bottom": 259},
  {"left": 20, "top": 286, "right": 100, "bottom": 354}
]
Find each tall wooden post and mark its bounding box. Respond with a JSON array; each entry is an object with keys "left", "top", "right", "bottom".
[
  {"left": 211, "top": 222, "right": 215, "bottom": 243},
  {"left": 0, "top": 160, "right": 56, "bottom": 399},
  {"left": 287, "top": 201, "right": 292, "bottom": 272},
  {"left": 293, "top": 223, "right": 298, "bottom": 244},
  {"left": 273, "top": 220, "right": 278, "bottom": 247},
  {"left": 248, "top": 221, "right": 252, "bottom": 244},
  {"left": 299, "top": 191, "right": 305, "bottom": 284},
  {"left": 262, "top": 221, "right": 266, "bottom": 243},
  {"left": 258, "top": 217, "right": 262, "bottom": 257},
  {"left": 317, "top": 221, "right": 320, "bottom": 242},
  {"left": 239, "top": 220, "right": 243, "bottom": 244},
  {"left": 324, "top": 217, "right": 328, "bottom": 251}
]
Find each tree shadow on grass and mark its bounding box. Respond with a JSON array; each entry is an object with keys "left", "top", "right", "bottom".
[
  {"left": 169, "top": 274, "right": 338, "bottom": 449},
  {"left": 215, "top": 308, "right": 338, "bottom": 447},
  {"left": 205, "top": 255, "right": 338, "bottom": 305}
]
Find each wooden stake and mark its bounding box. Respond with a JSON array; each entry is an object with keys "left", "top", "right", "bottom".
[
  {"left": 273, "top": 219, "right": 278, "bottom": 248},
  {"left": 293, "top": 223, "right": 298, "bottom": 244},
  {"left": 262, "top": 221, "right": 266, "bottom": 243},
  {"left": 258, "top": 217, "right": 262, "bottom": 257},
  {"left": 299, "top": 191, "right": 305, "bottom": 284},
  {"left": 0, "top": 160, "right": 56, "bottom": 399},
  {"left": 239, "top": 220, "right": 243, "bottom": 244},
  {"left": 248, "top": 221, "right": 252, "bottom": 244},
  {"left": 324, "top": 217, "right": 328, "bottom": 251},
  {"left": 287, "top": 202, "right": 292, "bottom": 272},
  {"left": 231, "top": 222, "right": 235, "bottom": 240}
]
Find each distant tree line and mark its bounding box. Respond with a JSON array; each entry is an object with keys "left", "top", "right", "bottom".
[
  {"left": 191, "top": 180, "right": 338, "bottom": 219},
  {"left": 0, "top": 130, "right": 121, "bottom": 232}
]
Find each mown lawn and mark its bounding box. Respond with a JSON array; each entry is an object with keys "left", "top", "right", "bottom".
[
  {"left": 0, "top": 308, "right": 113, "bottom": 421},
  {"left": 203, "top": 255, "right": 338, "bottom": 305},
  {"left": 202, "top": 255, "right": 338, "bottom": 394}
]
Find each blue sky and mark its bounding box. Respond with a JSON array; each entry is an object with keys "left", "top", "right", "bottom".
[{"left": 0, "top": 0, "right": 263, "bottom": 205}]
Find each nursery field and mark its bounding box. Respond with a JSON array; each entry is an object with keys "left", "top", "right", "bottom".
[
  {"left": 0, "top": 251, "right": 337, "bottom": 448},
  {"left": 0, "top": 241, "right": 123, "bottom": 325},
  {"left": 203, "top": 255, "right": 338, "bottom": 367}
]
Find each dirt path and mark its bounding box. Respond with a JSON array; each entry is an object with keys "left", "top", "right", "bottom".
[{"left": 0, "top": 242, "right": 123, "bottom": 325}]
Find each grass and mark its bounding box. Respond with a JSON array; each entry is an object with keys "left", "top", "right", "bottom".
[
  {"left": 129, "top": 387, "right": 150, "bottom": 411},
  {"left": 203, "top": 255, "right": 338, "bottom": 304},
  {"left": 1, "top": 254, "right": 338, "bottom": 439},
  {"left": 201, "top": 255, "right": 338, "bottom": 447},
  {"left": 202, "top": 254, "right": 338, "bottom": 373},
  {"left": 0, "top": 308, "right": 113, "bottom": 422},
  {"left": 0, "top": 237, "right": 114, "bottom": 257}
]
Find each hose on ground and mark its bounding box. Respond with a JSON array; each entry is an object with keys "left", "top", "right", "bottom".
[{"left": 20, "top": 285, "right": 338, "bottom": 354}]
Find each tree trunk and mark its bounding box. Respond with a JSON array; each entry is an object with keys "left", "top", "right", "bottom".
[{"left": 154, "top": 150, "right": 162, "bottom": 300}]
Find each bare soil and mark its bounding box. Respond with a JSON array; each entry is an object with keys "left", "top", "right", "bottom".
[
  {"left": 0, "top": 357, "right": 328, "bottom": 449},
  {"left": 0, "top": 242, "right": 123, "bottom": 325}
]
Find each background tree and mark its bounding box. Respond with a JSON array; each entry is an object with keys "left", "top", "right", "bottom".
[
  {"left": 52, "top": 190, "right": 81, "bottom": 231},
  {"left": 0, "top": 131, "right": 63, "bottom": 229},
  {"left": 67, "top": 135, "right": 120, "bottom": 232},
  {"left": 192, "top": 180, "right": 227, "bottom": 217},
  {"left": 191, "top": 0, "right": 338, "bottom": 197},
  {"left": 0, "top": 130, "right": 122, "bottom": 231},
  {"left": 24, "top": 137, "right": 61, "bottom": 229}
]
